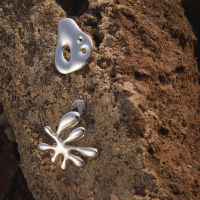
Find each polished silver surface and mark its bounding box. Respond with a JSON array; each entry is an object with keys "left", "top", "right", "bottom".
[
  {"left": 55, "top": 18, "right": 93, "bottom": 74},
  {"left": 38, "top": 111, "right": 97, "bottom": 169},
  {"left": 71, "top": 99, "right": 86, "bottom": 116}
]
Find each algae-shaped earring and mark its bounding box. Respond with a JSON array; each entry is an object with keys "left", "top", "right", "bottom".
[{"left": 38, "top": 111, "right": 97, "bottom": 169}]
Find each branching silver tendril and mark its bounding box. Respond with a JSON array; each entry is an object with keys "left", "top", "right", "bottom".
[{"left": 38, "top": 112, "right": 97, "bottom": 169}]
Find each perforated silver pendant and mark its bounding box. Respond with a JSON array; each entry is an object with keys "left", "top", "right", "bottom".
[
  {"left": 38, "top": 110, "right": 97, "bottom": 169},
  {"left": 55, "top": 18, "right": 93, "bottom": 74}
]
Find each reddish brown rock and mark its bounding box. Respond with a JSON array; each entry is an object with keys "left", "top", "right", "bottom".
[{"left": 0, "top": 0, "right": 200, "bottom": 199}]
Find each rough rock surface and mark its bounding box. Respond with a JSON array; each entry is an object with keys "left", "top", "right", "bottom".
[
  {"left": 0, "top": 108, "right": 33, "bottom": 199},
  {"left": 0, "top": 0, "right": 200, "bottom": 199}
]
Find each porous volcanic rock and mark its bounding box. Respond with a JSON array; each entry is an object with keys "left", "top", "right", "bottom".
[{"left": 0, "top": 0, "right": 200, "bottom": 199}]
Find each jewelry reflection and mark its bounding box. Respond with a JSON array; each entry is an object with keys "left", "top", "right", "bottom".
[
  {"left": 55, "top": 18, "right": 93, "bottom": 74},
  {"left": 38, "top": 112, "right": 97, "bottom": 169}
]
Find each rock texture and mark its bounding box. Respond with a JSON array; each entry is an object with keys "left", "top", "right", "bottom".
[
  {"left": 0, "top": 108, "right": 33, "bottom": 199},
  {"left": 0, "top": 0, "right": 200, "bottom": 199}
]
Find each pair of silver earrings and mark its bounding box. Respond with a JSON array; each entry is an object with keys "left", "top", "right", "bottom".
[{"left": 38, "top": 18, "right": 97, "bottom": 169}]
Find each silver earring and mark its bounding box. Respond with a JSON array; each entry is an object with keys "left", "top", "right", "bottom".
[
  {"left": 38, "top": 102, "right": 97, "bottom": 169},
  {"left": 55, "top": 18, "right": 93, "bottom": 74}
]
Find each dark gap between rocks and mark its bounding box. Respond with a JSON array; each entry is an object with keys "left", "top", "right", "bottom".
[
  {"left": 56, "top": 0, "right": 89, "bottom": 17},
  {"left": 0, "top": 103, "right": 4, "bottom": 114},
  {"left": 0, "top": 121, "right": 34, "bottom": 199},
  {"left": 182, "top": 0, "right": 200, "bottom": 82}
]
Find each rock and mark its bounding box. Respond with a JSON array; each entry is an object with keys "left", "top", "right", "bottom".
[
  {"left": 0, "top": 125, "right": 18, "bottom": 198},
  {"left": 0, "top": 109, "right": 33, "bottom": 199},
  {"left": 0, "top": 0, "right": 200, "bottom": 199}
]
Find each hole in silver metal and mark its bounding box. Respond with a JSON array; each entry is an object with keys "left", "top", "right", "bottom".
[
  {"left": 78, "top": 36, "right": 83, "bottom": 42},
  {"left": 63, "top": 45, "right": 71, "bottom": 61},
  {"left": 81, "top": 47, "right": 87, "bottom": 54}
]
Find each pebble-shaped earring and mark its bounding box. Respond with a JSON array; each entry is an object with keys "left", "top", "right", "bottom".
[{"left": 55, "top": 18, "right": 93, "bottom": 74}]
